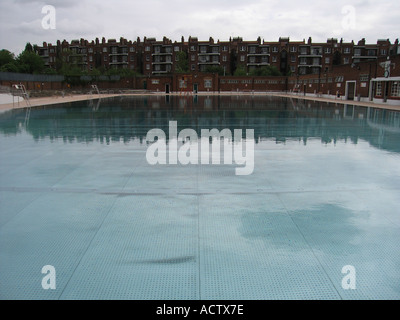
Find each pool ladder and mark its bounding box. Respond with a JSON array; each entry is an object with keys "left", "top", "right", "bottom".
[
  {"left": 90, "top": 84, "right": 100, "bottom": 95},
  {"left": 11, "top": 84, "right": 31, "bottom": 127},
  {"left": 12, "top": 84, "right": 31, "bottom": 108}
]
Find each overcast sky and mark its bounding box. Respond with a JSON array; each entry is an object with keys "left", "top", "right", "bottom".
[{"left": 0, "top": 0, "right": 399, "bottom": 55}]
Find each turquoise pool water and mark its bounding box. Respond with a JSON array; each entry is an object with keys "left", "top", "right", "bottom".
[{"left": 0, "top": 95, "right": 399, "bottom": 300}]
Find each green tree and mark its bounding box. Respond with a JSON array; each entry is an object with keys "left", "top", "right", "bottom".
[
  {"left": 24, "top": 42, "right": 33, "bottom": 52},
  {"left": 16, "top": 50, "right": 45, "bottom": 74},
  {"left": 0, "top": 49, "right": 15, "bottom": 67},
  {"left": 0, "top": 62, "right": 19, "bottom": 72},
  {"left": 233, "top": 65, "right": 247, "bottom": 76},
  {"left": 249, "top": 65, "right": 282, "bottom": 77},
  {"left": 175, "top": 51, "right": 189, "bottom": 73},
  {"left": 42, "top": 67, "right": 58, "bottom": 75},
  {"left": 205, "top": 65, "right": 225, "bottom": 76}
]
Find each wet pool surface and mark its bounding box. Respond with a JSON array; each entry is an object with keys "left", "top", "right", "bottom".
[{"left": 0, "top": 95, "right": 399, "bottom": 299}]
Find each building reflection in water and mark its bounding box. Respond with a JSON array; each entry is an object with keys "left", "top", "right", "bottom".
[{"left": 0, "top": 95, "right": 399, "bottom": 153}]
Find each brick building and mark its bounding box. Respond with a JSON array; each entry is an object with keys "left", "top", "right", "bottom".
[{"left": 37, "top": 36, "right": 399, "bottom": 77}]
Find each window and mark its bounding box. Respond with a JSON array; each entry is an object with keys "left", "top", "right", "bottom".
[
  {"left": 376, "top": 81, "right": 382, "bottom": 96},
  {"left": 272, "top": 47, "right": 278, "bottom": 53},
  {"left": 103, "top": 47, "right": 107, "bottom": 53},
  {"left": 325, "top": 57, "right": 330, "bottom": 64},
  {"left": 300, "top": 47, "right": 307, "bottom": 55},
  {"left": 343, "top": 57, "right": 349, "bottom": 64},
  {"left": 104, "top": 56, "right": 107, "bottom": 61},
  {"left": 335, "top": 76, "right": 344, "bottom": 82},
  {"left": 344, "top": 47, "right": 351, "bottom": 54},
  {"left": 179, "top": 79, "right": 187, "bottom": 88},
  {"left": 381, "top": 49, "right": 387, "bottom": 56},
  {"left": 261, "top": 47, "right": 269, "bottom": 54},
  {"left": 360, "top": 74, "right": 369, "bottom": 81},
  {"left": 190, "top": 45, "right": 196, "bottom": 51},
  {"left": 174, "top": 46, "right": 180, "bottom": 52},
  {"left": 204, "top": 79, "right": 212, "bottom": 88},
  {"left": 130, "top": 55, "right": 134, "bottom": 62},
  {"left": 130, "top": 47, "right": 135, "bottom": 52},
  {"left": 291, "top": 55, "right": 296, "bottom": 62},
  {"left": 222, "top": 55, "right": 227, "bottom": 62},
  {"left": 222, "top": 46, "right": 228, "bottom": 52},
  {"left": 191, "top": 54, "right": 195, "bottom": 61},
  {"left": 89, "top": 56, "right": 93, "bottom": 62},
  {"left": 325, "top": 47, "right": 331, "bottom": 54},
  {"left": 290, "top": 66, "right": 296, "bottom": 73},
  {"left": 240, "top": 55, "right": 245, "bottom": 62},
  {"left": 191, "top": 64, "right": 196, "bottom": 71},
  {"left": 272, "top": 56, "right": 277, "bottom": 63},
  {"left": 146, "top": 64, "right": 150, "bottom": 70},
  {"left": 145, "top": 46, "right": 150, "bottom": 52},
  {"left": 240, "top": 46, "right": 246, "bottom": 52},
  {"left": 290, "top": 46, "right": 297, "bottom": 52},
  {"left": 354, "top": 48, "right": 361, "bottom": 56},
  {"left": 312, "top": 58, "right": 320, "bottom": 66},
  {"left": 391, "top": 81, "right": 400, "bottom": 97},
  {"left": 146, "top": 55, "right": 150, "bottom": 61}
]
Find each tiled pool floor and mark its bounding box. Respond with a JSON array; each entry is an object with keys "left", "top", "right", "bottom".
[{"left": 0, "top": 97, "right": 399, "bottom": 300}]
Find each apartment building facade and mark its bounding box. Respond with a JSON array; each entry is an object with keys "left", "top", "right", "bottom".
[{"left": 37, "top": 36, "right": 399, "bottom": 77}]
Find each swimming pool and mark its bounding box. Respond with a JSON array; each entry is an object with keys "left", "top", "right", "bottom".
[{"left": 0, "top": 95, "right": 399, "bottom": 300}]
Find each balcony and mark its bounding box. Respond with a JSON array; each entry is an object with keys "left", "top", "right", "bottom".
[
  {"left": 351, "top": 55, "right": 377, "bottom": 59},
  {"left": 247, "top": 62, "right": 270, "bottom": 66},
  {"left": 198, "top": 51, "right": 220, "bottom": 56},
  {"left": 297, "top": 64, "right": 322, "bottom": 68},
  {"left": 247, "top": 52, "right": 270, "bottom": 57},
  {"left": 152, "top": 52, "right": 173, "bottom": 56},
  {"left": 198, "top": 61, "right": 220, "bottom": 65}
]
